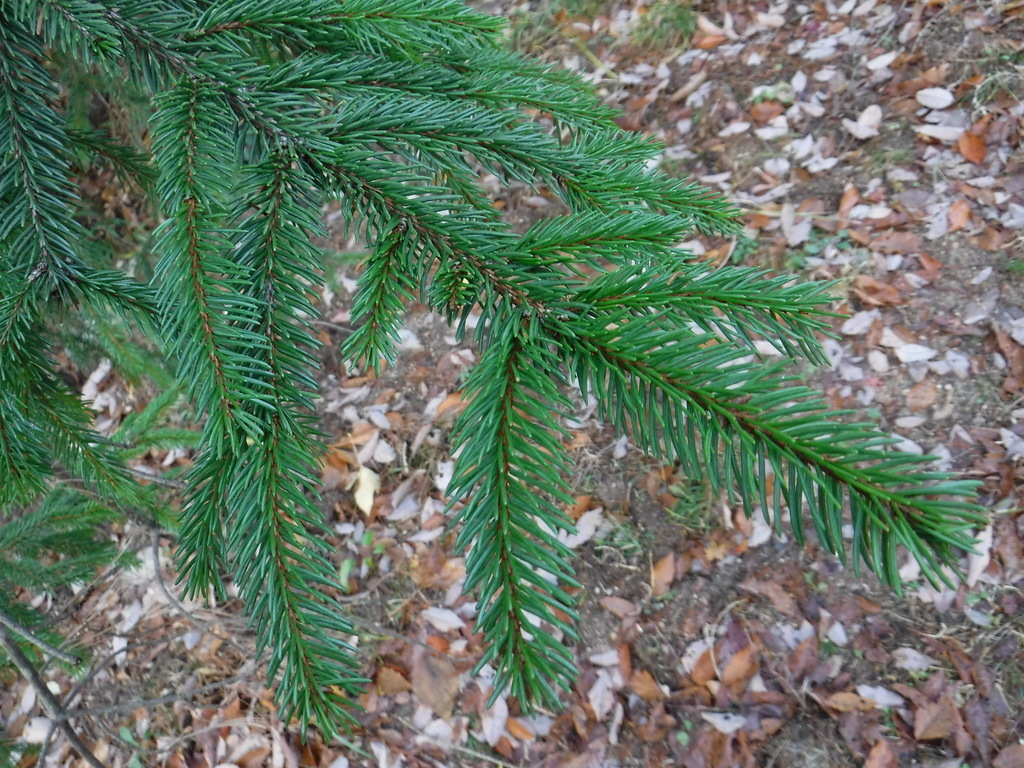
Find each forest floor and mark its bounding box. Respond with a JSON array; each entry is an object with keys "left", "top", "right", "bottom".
[{"left": 3, "top": 1, "right": 1023, "bottom": 767}]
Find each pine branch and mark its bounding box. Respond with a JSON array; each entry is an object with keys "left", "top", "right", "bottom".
[
  {"left": 0, "top": 18, "right": 89, "bottom": 303},
  {"left": 549, "top": 311, "right": 984, "bottom": 589},
  {"left": 221, "top": 150, "right": 364, "bottom": 734},
  {"left": 0, "top": 0, "right": 987, "bottom": 736},
  {"left": 0, "top": 389, "right": 51, "bottom": 507},
  {"left": 574, "top": 260, "right": 838, "bottom": 364},
  {"left": 341, "top": 222, "right": 418, "bottom": 374},
  {"left": 151, "top": 79, "right": 271, "bottom": 450},
  {"left": 66, "top": 127, "right": 155, "bottom": 194},
  {"left": 9, "top": 0, "right": 121, "bottom": 61},
  {"left": 449, "top": 309, "right": 580, "bottom": 709}
]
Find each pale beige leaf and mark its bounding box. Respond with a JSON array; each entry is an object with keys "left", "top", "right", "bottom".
[{"left": 353, "top": 465, "right": 380, "bottom": 515}]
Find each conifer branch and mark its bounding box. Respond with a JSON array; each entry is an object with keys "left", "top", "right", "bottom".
[
  {"left": 342, "top": 222, "right": 418, "bottom": 374},
  {"left": 549, "top": 314, "right": 984, "bottom": 589},
  {"left": 0, "top": 18, "right": 87, "bottom": 303},
  {"left": 224, "top": 151, "right": 365, "bottom": 734},
  {"left": 449, "top": 310, "right": 580, "bottom": 708}
]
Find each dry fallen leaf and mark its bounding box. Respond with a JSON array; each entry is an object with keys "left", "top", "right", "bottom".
[
  {"left": 353, "top": 465, "right": 380, "bottom": 516},
  {"left": 375, "top": 665, "right": 413, "bottom": 696},
  {"left": 739, "top": 578, "right": 801, "bottom": 619},
  {"left": 914, "top": 694, "right": 961, "bottom": 741},
  {"left": 421, "top": 606, "right": 466, "bottom": 633},
  {"left": 863, "top": 739, "right": 899, "bottom": 768},
  {"left": 895, "top": 343, "right": 938, "bottom": 364},
  {"left": 838, "top": 184, "right": 860, "bottom": 217},
  {"left": 915, "top": 87, "right": 955, "bottom": 109},
  {"left": 598, "top": 596, "right": 640, "bottom": 620},
  {"left": 892, "top": 647, "right": 937, "bottom": 672},
  {"left": 750, "top": 100, "right": 784, "bottom": 124},
  {"left": 906, "top": 379, "right": 938, "bottom": 412},
  {"left": 825, "top": 691, "right": 877, "bottom": 713},
  {"left": 914, "top": 124, "right": 965, "bottom": 142},
  {"left": 629, "top": 669, "right": 667, "bottom": 701},
  {"left": 856, "top": 685, "right": 906, "bottom": 709},
  {"left": 721, "top": 645, "right": 758, "bottom": 690},
  {"left": 871, "top": 230, "right": 923, "bottom": 254},
  {"left": 696, "top": 34, "right": 728, "bottom": 49},
  {"left": 966, "top": 524, "right": 993, "bottom": 587},
  {"left": 948, "top": 199, "right": 971, "bottom": 232},
  {"left": 957, "top": 131, "right": 986, "bottom": 164},
  {"left": 993, "top": 744, "right": 1024, "bottom": 768},
  {"left": 507, "top": 717, "right": 534, "bottom": 742},
  {"left": 411, "top": 653, "right": 460, "bottom": 720},
  {"left": 700, "top": 711, "right": 746, "bottom": 735},
  {"left": 843, "top": 104, "right": 882, "bottom": 140},
  {"left": 651, "top": 552, "right": 675, "bottom": 597},
  {"left": 435, "top": 391, "right": 469, "bottom": 421},
  {"left": 854, "top": 275, "right": 904, "bottom": 307},
  {"left": 691, "top": 648, "right": 717, "bottom": 687}
]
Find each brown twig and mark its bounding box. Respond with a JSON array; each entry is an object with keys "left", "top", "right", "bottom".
[
  {"left": 0, "top": 628, "right": 107, "bottom": 768},
  {"left": 0, "top": 608, "right": 81, "bottom": 666}
]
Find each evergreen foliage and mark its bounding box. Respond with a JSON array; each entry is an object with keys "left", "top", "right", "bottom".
[{"left": 0, "top": 0, "right": 986, "bottom": 738}]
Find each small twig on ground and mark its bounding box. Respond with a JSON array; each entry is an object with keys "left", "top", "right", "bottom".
[
  {"left": 396, "top": 717, "right": 519, "bottom": 768},
  {"left": 36, "top": 630, "right": 195, "bottom": 767},
  {"left": 0, "top": 628, "right": 107, "bottom": 768},
  {"left": 0, "top": 608, "right": 81, "bottom": 666},
  {"left": 63, "top": 662, "right": 257, "bottom": 719},
  {"left": 151, "top": 535, "right": 206, "bottom": 627},
  {"left": 150, "top": 534, "right": 252, "bottom": 657}
]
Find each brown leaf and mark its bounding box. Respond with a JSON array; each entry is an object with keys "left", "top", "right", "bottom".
[
  {"left": 629, "top": 669, "right": 667, "bottom": 701},
  {"left": 236, "top": 746, "right": 273, "bottom": 768},
  {"left": 507, "top": 717, "right": 534, "bottom": 742},
  {"left": 906, "top": 379, "right": 939, "bottom": 412},
  {"left": 566, "top": 495, "right": 593, "bottom": 521},
  {"left": 696, "top": 34, "right": 728, "bottom": 49},
  {"left": 994, "top": 744, "right": 1024, "bottom": 768},
  {"left": 854, "top": 275, "right": 904, "bottom": 306},
  {"left": 651, "top": 552, "right": 675, "bottom": 597},
  {"left": 721, "top": 645, "right": 759, "bottom": 690},
  {"left": 914, "top": 694, "right": 961, "bottom": 741},
  {"left": 411, "top": 653, "right": 460, "bottom": 719},
  {"left": 636, "top": 701, "right": 678, "bottom": 742},
  {"left": 750, "top": 100, "right": 784, "bottom": 124},
  {"left": 916, "top": 252, "right": 943, "bottom": 281},
  {"left": 691, "top": 648, "right": 717, "bottom": 686},
  {"left": 948, "top": 199, "right": 972, "bottom": 232},
  {"left": 825, "top": 691, "right": 877, "bottom": 712},
  {"left": 739, "top": 578, "right": 801, "bottom": 619},
  {"left": 411, "top": 546, "right": 466, "bottom": 589},
  {"left": 598, "top": 596, "right": 640, "bottom": 619},
  {"left": 565, "top": 432, "right": 592, "bottom": 451},
  {"left": 375, "top": 665, "right": 412, "bottom": 696},
  {"left": 975, "top": 226, "right": 1006, "bottom": 251},
  {"left": 957, "top": 131, "right": 986, "bottom": 164},
  {"left": 788, "top": 636, "right": 818, "bottom": 683},
  {"left": 870, "top": 230, "right": 923, "bottom": 254},
  {"left": 618, "top": 642, "right": 632, "bottom": 679},
  {"left": 863, "top": 739, "right": 899, "bottom": 768},
  {"left": 839, "top": 185, "right": 860, "bottom": 217}
]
